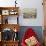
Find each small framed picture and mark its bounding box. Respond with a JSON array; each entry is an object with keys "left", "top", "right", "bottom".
[
  {"left": 0, "top": 32, "right": 1, "bottom": 41},
  {"left": 23, "top": 8, "right": 37, "bottom": 19},
  {"left": 2, "top": 10, "right": 9, "bottom": 15},
  {"left": 10, "top": 11, "right": 15, "bottom": 15},
  {"left": 9, "top": 11, "right": 18, "bottom": 15}
]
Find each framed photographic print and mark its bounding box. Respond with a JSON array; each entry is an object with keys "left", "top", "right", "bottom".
[
  {"left": 0, "top": 32, "right": 1, "bottom": 41},
  {"left": 2, "top": 10, "right": 9, "bottom": 15},
  {"left": 9, "top": 9, "right": 18, "bottom": 15},
  {"left": 23, "top": 8, "right": 37, "bottom": 19},
  {"left": 10, "top": 11, "right": 15, "bottom": 15}
]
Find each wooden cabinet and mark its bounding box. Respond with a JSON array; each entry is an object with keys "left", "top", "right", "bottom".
[{"left": 0, "top": 7, "right": 20, "bottom": 46}]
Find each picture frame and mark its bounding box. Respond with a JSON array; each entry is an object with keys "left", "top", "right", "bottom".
[
  {"left": 9, "top": 10, "right": 18, "bottom": 15},
  {"left": 0, "top": 32, "right": 1, "bottom": 41},
  {"left": 23, "top": 8, "right": 37, "bottom": 19},
  {"left": 2, "top": 10, "right": 9, "bottom": 15}
]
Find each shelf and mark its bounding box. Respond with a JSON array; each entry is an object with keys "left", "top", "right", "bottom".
[
  {"left": 0, "top": 7, "right": 19, "bottom": 46},
  {"left": 1, "top": 14, "right": 19, "bottom": 16},
  {"left": 1, "top": 40, "right": 19, "bottom": 46},
  {"left": 0, "top": 24, "right": 20, "bottom": 32},
  {"left": 0, "top": 7, "right": 19, "bottom": 10},
  {"left": 2, "top": 40, "right": 19, "bottom": 43}
]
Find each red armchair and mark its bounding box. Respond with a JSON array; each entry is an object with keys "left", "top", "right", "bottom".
[{"left": 21, "top": 28, "right": 41, "bottom": 46}]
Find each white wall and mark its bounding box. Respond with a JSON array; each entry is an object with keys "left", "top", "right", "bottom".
[
  {"left": 0, "top": 0, "right": 44, "bottom": 26},
  {"left": 18, "top": 0, "right": 44, "bottom": 26}
]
